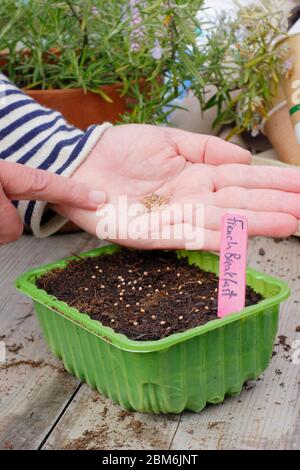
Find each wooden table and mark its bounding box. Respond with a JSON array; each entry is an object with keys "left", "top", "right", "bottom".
[{"left": 0, "top": 233, "right": 299, "bottom": 450}]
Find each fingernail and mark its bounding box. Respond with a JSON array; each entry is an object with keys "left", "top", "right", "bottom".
[{"left": 89, "top": 190, "right": 106, "bottom": 205}]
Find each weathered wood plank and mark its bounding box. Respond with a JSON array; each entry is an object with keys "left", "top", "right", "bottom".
[
  {"left": 170, "top": 237, "right": 300, "bottom": 450},
  {"left": 0, "top": 233, "right": 102, "bottom": 450},
  {"left": 43, "top": 385, "right": 179, "bottom": 450}
]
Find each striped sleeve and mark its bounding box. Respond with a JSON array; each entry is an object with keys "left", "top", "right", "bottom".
[{"left": 0, "top": 73, "right": 111, "bottom": 237}]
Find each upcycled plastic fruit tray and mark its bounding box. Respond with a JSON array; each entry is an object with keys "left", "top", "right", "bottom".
[{"left": 15, "top": 245, "right": 290, "bottom": 413}]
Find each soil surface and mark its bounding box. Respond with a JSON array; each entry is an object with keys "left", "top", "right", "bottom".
[{"left": 36, "top": 250, "right": 263, "bottom": 341}]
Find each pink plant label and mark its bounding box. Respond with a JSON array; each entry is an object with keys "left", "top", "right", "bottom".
[{"left": 217, "top": 213, "right": 248, "bottom": 318}]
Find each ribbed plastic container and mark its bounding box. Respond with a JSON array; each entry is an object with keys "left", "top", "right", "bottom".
[{"left": 15, "top": 245, "right": 290, "bottom": 413}]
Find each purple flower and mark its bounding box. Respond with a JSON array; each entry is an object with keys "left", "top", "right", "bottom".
[
  {"left": 131, "top": 42, "right": 141, "bottom": 52},
  {"left": 130, "top": 0, "right": 142, "bottom": 25},
  {"left": 91, "top": 6, "right": 99, "bottom": 16},
  {"left": 151, "top": 39, "right": 163, "bottom": 60},
  {"left": 129, "top": 0, "right": 143, "bottom": 52}
]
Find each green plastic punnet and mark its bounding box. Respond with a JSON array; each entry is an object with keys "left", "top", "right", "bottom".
[{"left": 15, "top": 245, "right": 290, "bottom": 413}]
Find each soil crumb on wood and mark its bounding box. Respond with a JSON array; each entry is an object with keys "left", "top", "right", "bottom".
[
  {"left": 63, "top": 418, "right": 143, "bottom": 450},
  {"left": 100, "top": 406, "right": 108, "bottom": 417},
  {"left": 207, "top": 421, "right": 226, "bottom": 429},
  {"left": 25, "top": 334, "right": 35, "bottom": 342},
  {"left": 3, "top": 441, "right": 13, "bottom": 450},
  {"left": 7, "top": 343, "right": 23, "bottom": 354},
  {"left": 0, "top": 359, "right": 65, "bottom": 373},
  {"left": 129, "top": 419, "right": 143, "bottom": 434},
  {"left": 117, "top": 410, "right": 132, "bottom": 421},
  {"left": 276, "top": 335, "right": 291, "bottom": 352},
  {"left": 36, "top": 250, "right": 263, "bottom": 341},
  {"left": 64, "top": 425, "right": 109, "bottom": 450}
]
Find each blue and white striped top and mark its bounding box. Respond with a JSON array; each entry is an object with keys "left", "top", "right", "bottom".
[{"left": 0, "top": 73, "right": 110, "bottom": 237}]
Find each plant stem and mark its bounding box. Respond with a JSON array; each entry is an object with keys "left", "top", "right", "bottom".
[
  {"left": 65, "top": 0, "right": 88, "bottom": 65},
  {"left": 166, "top": 0, "right": 176, "bottom": 62}
]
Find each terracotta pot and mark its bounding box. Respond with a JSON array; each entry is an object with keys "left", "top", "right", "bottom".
[
  {"left": 1, "top": 50, "right": 129, "bottom": 129},
  {"left": 24, "top": 85, "right": 128, "bottom": 130}
]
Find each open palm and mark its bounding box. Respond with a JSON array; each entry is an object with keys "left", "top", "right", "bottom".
[{"left": 54, "top": 124, "right": 300, "bottom": 251}]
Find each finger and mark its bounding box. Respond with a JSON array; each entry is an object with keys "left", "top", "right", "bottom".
[
  {"left": 202, "top": 205, "right": 298, "bottom": 238},
  {"left": 119, "top": 225, "right": 221, "bottom": 251},
  {"left": 172, "top": 195, "right": 298, "bottom": 238},
  {"left": 114, "top": 206, "right": 217, "bottom": 250},
  {"left": 213, "top": 187, "right": 300, "bottom": 219},
  {"left": 215, "top": 164, "right": 300, "bottom": 192},
  {"left": 165, "top": 128, "right": 251, "bottom": 165},
  {"left": 0, "top": 161, "right": 106, "bottom": 210},
  {"left": 111, "top": 195, "right": 297, "bottom": 239},
  {"left": 151, "top": 225, "right": 221, "bottom": 251},
  {"left": 0, "top": 184, "right": 23, "bottom": 244},
  {"left": 56, "top": 203, "right": 221, "bottom": 251}
]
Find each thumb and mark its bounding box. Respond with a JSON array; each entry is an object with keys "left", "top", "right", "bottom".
[
  {"left": 0, "top": 161, "right": 106, "bottom": 210},
  {"left": 166, "top": 128, "right": 251, "bottom": 165},
  {"left": 0, "top": 182, "right": 23, "bottom": 244}
]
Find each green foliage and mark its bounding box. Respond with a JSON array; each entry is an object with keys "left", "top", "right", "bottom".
[
  {"left": 0, "top": 0, "right": 206, "bottom": 124},
  {"left": 200, "top": 0, "right": 289, "bottom": 137}
]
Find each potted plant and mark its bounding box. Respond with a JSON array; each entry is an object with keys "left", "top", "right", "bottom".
[
  {"left": 15, "top": 245, "right": 289, "bottom": 413},
  {"left": 0, "top": 0, "right": 206, "bottom": 129},
  {"left": 199, "top": 0, "right": 300, "bottom": 165}
]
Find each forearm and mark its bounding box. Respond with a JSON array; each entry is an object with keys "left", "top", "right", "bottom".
[{"left": 0, "top": 73, "right": 111, "bottom": 237}]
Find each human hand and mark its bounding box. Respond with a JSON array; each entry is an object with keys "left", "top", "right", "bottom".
[
  {"left": 0, "top": 160, "right": 106, "bottom": 244},
  {"left": 53, "top": 124, "right": 300, "bottom": 251}
]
